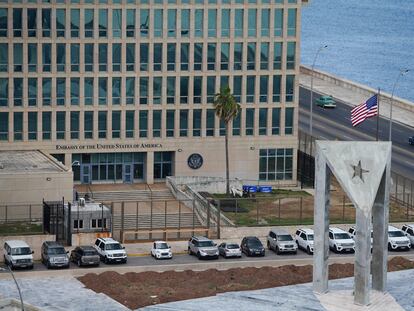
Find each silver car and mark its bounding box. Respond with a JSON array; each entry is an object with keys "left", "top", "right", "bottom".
[
  {"left": 218, "top": 242, "right": 242, "bottom": 258},
  {"left": 188, "top": 236, "right": 219, "bottom": 259},
  {"left": 267, "top": 229, "right": 298, "bottom": 254}
]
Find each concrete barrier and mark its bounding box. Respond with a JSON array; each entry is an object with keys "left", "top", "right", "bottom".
[{"left": 300, "top": 65, "right": 414, "bottom": 113}]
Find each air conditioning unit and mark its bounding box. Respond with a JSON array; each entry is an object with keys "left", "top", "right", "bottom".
[{"left": 79, "top": 198, "right": 85, "bottom": 207}]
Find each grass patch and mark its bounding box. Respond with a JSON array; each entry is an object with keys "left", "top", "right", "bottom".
[{"left": 0, "top": 222, "right": 42, "bottom": 236}]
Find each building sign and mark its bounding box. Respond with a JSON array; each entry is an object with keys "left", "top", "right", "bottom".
[
  {"left": 56, "top": 143, "right": 162, "bottom": 150},
  {"left": 187, "top": 153, "right": 203, "bottom": 169}
]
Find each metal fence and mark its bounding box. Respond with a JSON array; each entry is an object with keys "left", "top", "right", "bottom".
[{"left": 0, "top": 203, "right": 43, "bottom": 235}]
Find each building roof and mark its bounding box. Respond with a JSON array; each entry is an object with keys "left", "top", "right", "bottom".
[{"left": 0, "top": 150, "right": 68, "bottom": 174}]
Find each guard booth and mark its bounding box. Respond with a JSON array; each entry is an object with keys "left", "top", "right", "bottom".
[{"left": 69, "top": 198, "right": 111, "bottom": 234}]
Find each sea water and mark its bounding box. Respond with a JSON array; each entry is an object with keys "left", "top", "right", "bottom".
[{"left": 301, "top": 0, "right": 414, "bottom": 102}]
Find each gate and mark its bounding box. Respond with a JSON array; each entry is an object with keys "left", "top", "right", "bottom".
[{"left": 43, "top": 199, "right": 72, "bottom": 246}]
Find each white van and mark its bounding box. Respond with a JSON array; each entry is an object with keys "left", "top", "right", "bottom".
[{"left": 3, "top": 240, "right": 34, "bottom": 269}]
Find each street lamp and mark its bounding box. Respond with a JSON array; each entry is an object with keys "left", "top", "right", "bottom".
[
  {"left": 0, "top": 266, "right": 25, "bottom": 311},
  {"left": 309, "top": 45, "right": 328, "bottom": 138},
  {"left": 388, "top": 69, "right": 409, "bottom": 141}
]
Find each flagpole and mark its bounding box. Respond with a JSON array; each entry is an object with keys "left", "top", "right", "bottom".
[{"left": 376, "top": 88, "right": 380, "bottom": 141}]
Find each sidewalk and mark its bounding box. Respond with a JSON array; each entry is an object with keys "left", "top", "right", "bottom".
[{"left": 300, "top": 71, "right": 414, "bottom": 128}]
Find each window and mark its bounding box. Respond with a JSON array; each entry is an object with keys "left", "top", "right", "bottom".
[
  {"left": 99, "top": 9, "right": 108, "bottom": 37},
  {"left": 0, "top": 78, "right": 7, "bottom": 106},
  {"left": 180, "top": 110, "right": 188, "bottom": 137},
  {"left": 206, "top": 109, "right": 215, "bottom": 136},
  {"left": 0, "top": 9, "right": 7, "bottom": 37},
  {"left": 56, "top": 43, "right": 65, "bottom": 72},
  {"left": 42, "top": 78, "right": 51, "bottom": 106},
  {"left": 207, "top": 44, "right": 216, "bottom": 70},
  {"left": 193, "top": 76, "right": 202, "bottom": 104},
  {"left": 27, "top": 8, "right": 37, "bottom": 37},
  {"left": 245, "top": 108, "right": 254, "bottom": 135},
  {"left": 140, "top": 9, "right": 149, "bottom": 38},
  {"left": 84, "top": 111, "right": 93, "bottom": 139},
  {"left": 194, "top": 43, "right": 203, "bottom": 71},
  {"left": 56, "top": 78, "right": 65, "bottom": 106},
  {"left": 154, "top": 152, "right": 173, "bottom": 179},
  {"left": 232, "top": 113, "right": 241, "bottom": 136},
  {"left": 180, "top": 43, "right": 189, "bottom": 71},
  {"left": 208, "top": 9, "right": 217, "bottom": 37},
  {"left": 221, "top": 9, "right": 230, "bottom": 37},
  {"left": 84, "top": 9, "right": 94, "bottom": 38},
  {"left": 125, "top": 111, "right": 134, "bottom": 138},
  {"left": 285, "top": 107, "right": 294, "bottom": 134},
  {"left": 112, "top": 43, "right": 121, "bottom": 72},
  {"left": 153, "top": 110, "right": 161, "bottom": 138},
  {"left": 246, "top": 76, "right": 255, "bottom": 103},
  {"left": 70, "top": 111, "right": 79, "bottom": 139},
  {"left": 247, "top": 43, "right": 256, "bottom": 70},
  {"left": 153, "top": 77, "right": 162, "bottom": 105},
  {"left": 181, "top": 9, "right": 190, "bottom": 37},
  {"left": 167, "top": 43, "right": 175, "bottom": 71},
  {"left": 71, "top": 78, "right": 80, "bottom": 105},
  {"left": 99, "top": 44, "right": 107, "bottom": 71},
  {"left": 288, "top": 9, "right": 297, "bottom": 36},
  {"left": 56, "top": 111, "right": 65, "bottom": 139},
  {"left": 98, "top": 111, "right": 107, "bottom": 138},
  {"left": 112, "top": 9, "right": 122, "bottom": 38},
  {"left": 234, "top": 43, "right": 242, "bottom": 70},
  {"left": 112, "top": 111, "right": 121, "bottom": 138},
  {"left": 273, "top": 75, "right": 281, "bottom": 102},
  {"left": 221, "top": 43, "right": 229, "bottom": 70},
  {"left": 193, "top": 109, "right": 202, "bottom": 137},
  {"left": 166, "top": 110, "right": 175, "bottom": 137},
  {"left": 233, "top": 76, "right": 242, "bottom": 103},
  {"left": 273, "top": 42, "right": 282, "bottom": 70},
  {"left": 259, "top": 149, "right": 293, "bottom": 180},
  {"left": 13, "top": 8, "right": 22, "bottom": 37},
  {"left": 42, "top": 9, "right": 51, "bottom": 37},
  {"left": 180, "top": 77, "right": 189, "bottom": 104},
  {"left": 261, "top": 9, "right": 270, "bottom": 37},
  {"left": 194, "top": 9, "right": 203, "bottom": 37},
  {"left": 274, "top": 9, "right": 283, "bottom": 37},
  {"left": 91, "top": 218, "right": 106, "bottom": 229},
  {"left": 167, "top": 77, "right": 175, "bottom": 104},
  {"left": 112, "top": 77, "right": 121, "bottom": 105},
  {"left": 84, "top": 44, "right": 93, "bottom": 72},
  {"left": 154, "top": 9, "right": 163, "bottom": 37},
  {"left": 71, "top": 9, "right": 80, "bottom": 37},
  {"left": 234, "top": 9, "right": 243, "bottom": 37},
  {"left": 42, "top": 43, "right": 51, "bottom": 72},
  {"left": 259, "top": 108, "right": 267, "bottom": 135},
  {"left": 56, "top": 9, "right": 65, "bottom": 37},
  {"left": 260, "top": 76, "right": 268, "bottom": 103},
  {"left": 287, "top": 42, "right": 296, "bottom": 70},
  {"left": 13, "top": 78, "right": 22, "bottom": 106},
  {"left": 126, "top": 77, "right": 135, "bottom": 105},
  {"left": 13, "top": 43, "right": 22, "bottom": 72},
  {"left": 153, "top": 43, "right": 162, "bottom": 71},
  {"left": 14, "top": 112, "right": 23, "bottom": 141},
  {"left": 98, "top": 77, "right": 107, "bottom": 105},
  {"left": 0, "top": 44, "right": 6, "bottom": 72},
  {"left": 73, "top": 219, "right": 84, "bottom": 229},
  {"left": 126, "top": 9, "right": 135, "bottom": 37},
  {"left": 260, "top": 43, "right": 269, "bottom": 70},
  {"left": 28, "top": 112, "right": 37, "bottom": 140},
  {"left": 286, "top": 75, "right": 295, "bottom": 102},
  {"left": 207, "top": 76, "right": 215, "bottom": 103},
  {"left": 248, "top": 9, "right": 257, "bottom": 37},
  {"left": 84, "top": 78, "right": 93, "bottom": 105},
  {"left": 139, "top": 110, "right": 148, "bottom": 137},
  {"left": 71, "top": 44, "right": 80, "bottom": 72},
  {"left": 27, "top": 78, "right": 37, "bottom": 106},
  {"left": 0, "top": 112, "right": 7, "bottom": 141},
  {"left": 168, "top": 9, "right": 176, "bottom": 37},
  {"left": 126, "top": 44, "right": 135, "bottom": 71},
  {"left": 140, "top": 43, "right": 148, "bottom": 71},
  {"left": 139, "top": 77, "right": 148, "bottom": 105}
]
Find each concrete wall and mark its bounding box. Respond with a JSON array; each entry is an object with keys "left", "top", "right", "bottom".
[
  {"left": 0, "top": 234, "right": 55, "bottom": 262},
  {"left": 300, "top": 65, "right": 414, "bottom": 114}
]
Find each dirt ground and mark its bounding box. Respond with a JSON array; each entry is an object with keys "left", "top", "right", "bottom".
[{"left": 79, "top": 256, "right": 414, "bottom": 310}]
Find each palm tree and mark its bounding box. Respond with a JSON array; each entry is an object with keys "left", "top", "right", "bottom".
[{"left": 213, "top": 85, "right": 241, "bottom": 195}]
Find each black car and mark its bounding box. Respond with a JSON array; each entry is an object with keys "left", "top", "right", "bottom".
[
  {"left": 409, "top": 136, "right": 414, "bottom": 145},
  {"left": 241, "top": 236, "right": 265, "bottom": 257},
  {"left": 70, "top": 246, "right": 100, "bottom": 267}
]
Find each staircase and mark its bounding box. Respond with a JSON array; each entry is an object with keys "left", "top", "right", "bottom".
[{"left": 78, "top": 189, "right": 174, "bottom": 202}]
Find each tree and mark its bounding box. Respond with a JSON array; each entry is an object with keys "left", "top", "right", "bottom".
[{"left": 213, "top": 85, "right": 241, "bottom": 195}]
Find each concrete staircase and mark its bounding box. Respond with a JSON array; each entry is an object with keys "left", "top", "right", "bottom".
[{"left": 78, "top": 189, "right": 174, "bottom": 202}]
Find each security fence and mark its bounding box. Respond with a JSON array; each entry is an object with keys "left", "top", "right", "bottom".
[{"left": 0, "top": 204, "right": 43, "bottom": 236}]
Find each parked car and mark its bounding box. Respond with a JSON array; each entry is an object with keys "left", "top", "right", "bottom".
[
  {"left": 388, "top": 226, "right": 411, "bottom": 251},
  {"left": 401, "top": 224, "right": 414, "bottom": 246},
  {"left": 188, "top": 236, "right": 219, "bottom": 259},
  {"left": 151, "top": 241, "right": 172, "bottom": 259},
  {"left": 316, "top": 95, "right": 336, "bottom": 108},
  {"left": 267, "top": 229, "right": 297, "bottom": 254},
  {"left": 241, "top": 236, "right": 265, "bottom": 257},
  {"left": 409, "top": 136, "right": 414, "bottom": 145},
  {"left": 41, "top": 241, "right": 69, "bottom": 269},
  {"left": 218, "top": 242, "right": 242, "bottom": 258},
  {"left": 3, "top": 240, "right": 34, "bottom": 270},
  {"left": 295, "top": 228, "right": 314, "bottom": 255},
  {"left": 94, "top": 237, "right": 127, "bottom": 264},
  {"left": 328, "top": 227, "right": 355, "bottom": 253},
  {"left": 348, "top": 226, "right": 373, "bottom": 249},
  {"left": 70, "top": 246, "right": 100, "bottom": 267}
]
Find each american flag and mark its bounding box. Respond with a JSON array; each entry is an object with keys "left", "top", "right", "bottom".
[{"left": 351, "top": 94, "right": 378, "bottom": 127}]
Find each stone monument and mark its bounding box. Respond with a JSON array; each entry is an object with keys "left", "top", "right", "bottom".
[{"left": 313, "top": 141, "right": 391, "bottom": 306}]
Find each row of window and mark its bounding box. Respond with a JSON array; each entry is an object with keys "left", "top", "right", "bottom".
[
  {"left": 0, "top": 8, "right": 297, "bottom": 39},
  {"left": 259, "top": 148, "right": 293, "bottom": 181},
  {"left": 0, "top": 0, "right": 298, "bottom": 5},
  {"left": 0, "top": 108, "right": 294, "bottom": 141},
  {"left": 0, "top": 41, "right": 296, "bottom": 73},
  {"left": 0, "top": 75, "right": 295, "bottom": 107}
]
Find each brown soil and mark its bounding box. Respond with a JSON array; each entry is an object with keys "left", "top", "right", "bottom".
[{"left": 78, "top": 256, "right": 414, "bottom": 310}]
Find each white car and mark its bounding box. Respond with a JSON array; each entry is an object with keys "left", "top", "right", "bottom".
[
  {"left": 3, "top": 240, "right": 34, "bottom": 270},
  {"left": 348, "top": 226, "right": 373, "bottom": 247},
  {"left": 295, "top": 228, "right": 314, "bottom": 255},
  {"left": 329, "top": 227, "right": 355, "bottom": 253},
  {"left": 94, "top": 237, "right": 127, "bottom": 264},
  {"left": 401, "top": 224, "right": 414, "bottom": 247},
  {"left": 388, "top": 226, "right": 411, "bottom": 251},
  {"left": 151, "top": 241, "right": 172, "bottom": 259}
]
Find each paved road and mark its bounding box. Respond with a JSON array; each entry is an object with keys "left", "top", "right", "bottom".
[{"left": 299, "top": 87, "right": 414, "bottom": 179}]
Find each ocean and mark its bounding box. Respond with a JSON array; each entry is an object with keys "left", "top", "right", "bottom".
[{"left": 301, "top": 0, "right": 414, "bottom": 102}]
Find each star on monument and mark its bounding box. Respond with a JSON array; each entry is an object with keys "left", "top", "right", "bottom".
[{"left": 351, "top": 160, "right": 369, "bottom": 182}]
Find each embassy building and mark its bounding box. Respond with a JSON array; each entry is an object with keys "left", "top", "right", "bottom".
[{"left": 0, "top": 0, "right": 302, "bottom": 185}]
